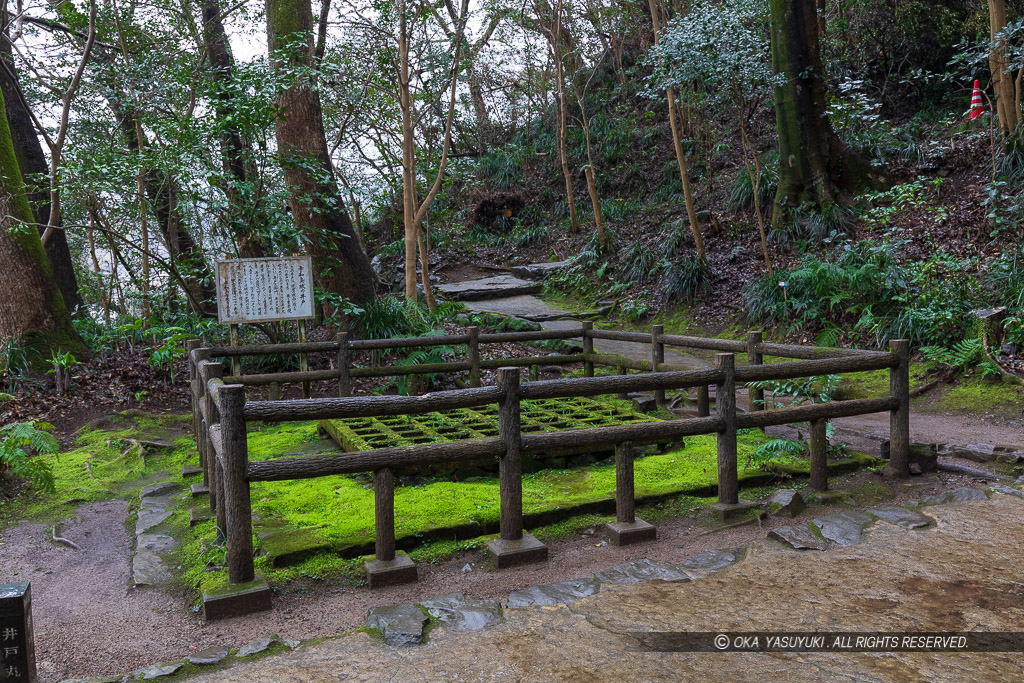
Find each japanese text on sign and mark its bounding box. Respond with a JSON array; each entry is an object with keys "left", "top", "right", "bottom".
[{"left": 216, "top": 257, "right": 315, "bottom": 325}]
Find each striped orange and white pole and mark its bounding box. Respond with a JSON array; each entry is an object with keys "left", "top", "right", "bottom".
[{"left": 969, "top": 79, "right": 984, "bottom": 120}]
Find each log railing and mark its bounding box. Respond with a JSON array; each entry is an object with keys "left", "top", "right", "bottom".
[{"left": 187, "top": 330, "right": 911, "bottom": 591}]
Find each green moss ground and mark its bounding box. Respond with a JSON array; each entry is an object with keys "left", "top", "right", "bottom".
[{"left": 0, "top": 411, "right": 194, "bottom": 529}]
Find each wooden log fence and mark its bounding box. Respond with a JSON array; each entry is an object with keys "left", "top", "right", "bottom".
[{"left": 187, "top": 329, "right": 911, "bottom": 591}]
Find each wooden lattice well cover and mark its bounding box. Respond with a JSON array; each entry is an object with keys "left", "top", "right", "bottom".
[{"left": 320, "top": 398, "right": 666, "bottom": 473}]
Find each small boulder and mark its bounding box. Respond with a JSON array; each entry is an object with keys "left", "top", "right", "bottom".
[
  {"left": 768, "top": 524, "right": 828, "bottom": 551},
  {"left": 238, "top": 636, "right": 275, "bottom": 657},
  {"left": 366, "top": 602, "right": 429, "bottom": 646},
  {"left": 187, "top": 646, "right": 231, "bottom": 666},
  {"left": 132, "top": 661, "right": 185, "bottom": 679},
  {"left": 766, "top": 489, "right": 805, "bottom": 518}
]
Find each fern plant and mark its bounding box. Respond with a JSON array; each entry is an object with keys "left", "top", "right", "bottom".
[
  {"left": 920, "top": 339, "right": 1002, "bottom": 379},
  {"left": 0, "top": 421, "right": 58, "bottom": 492}
]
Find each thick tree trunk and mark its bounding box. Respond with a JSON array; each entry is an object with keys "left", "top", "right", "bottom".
[
  {"left": 267, "top": 0, "right": 376, "bottom": 305},
  {"left": 0, "top": 41, "right": 83, "bottom": 314},
  {"left": 988, "top": 0, "right": 1021, "bottom": 137},
  {"left": 203, "top": 0, "right": 268, "bottom": 258},
  {"left": 769, "top": 0, "right": 883, "bottom": 224},
  {"left": 0, "top": 86, "right": 82, "bottom": 360}
]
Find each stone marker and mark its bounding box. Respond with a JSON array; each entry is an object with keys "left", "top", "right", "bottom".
[
  {"left": 766, "top": 489, "right": 805, "bottom": 518},
  {"left": 0, "top": 582, "right": 35, "bottom": 683}
]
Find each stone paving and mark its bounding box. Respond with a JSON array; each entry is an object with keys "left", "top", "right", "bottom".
[{"left": 181, "top": 488, "right": 1024, "bottom": 682}]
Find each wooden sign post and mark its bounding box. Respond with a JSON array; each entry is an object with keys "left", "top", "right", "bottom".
[
  {"left": 0, "top": 582, "right": 36, "bottom": 683},
  {"left": 216, "top": 256, "right": 317, "bottom": 398}
]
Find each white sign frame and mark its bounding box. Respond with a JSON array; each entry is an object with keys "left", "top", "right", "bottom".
[{"left": 216, "top": 256, "right": 315, "bottom": 325}]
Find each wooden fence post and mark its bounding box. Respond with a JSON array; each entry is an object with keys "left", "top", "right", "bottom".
[
  {"left": 199, "top": 361, "right": 223, "bottom": 523},
  {"left": 651, "top": 325, "right": 666, "bottom": 408},
  {"left": 467, "top": 326, "right": 481, "bottom": 387},
  {"left": 809, "top": 418, "right": 828, "bottom": 491},
  {"left": 365, "top": 466, "right": 417, "bottom": 587},
  {"left": 488, "top": 368, "right": 547, "bottom": 568},
  {"left": 298, "top": 320, "right": 311, "bottom": 398},
  {"left": 228, "top": 324, "right": 241, "bottom": 378},
  {"left": 746, "top": 330, "right": 764, "bottom": 412},
  {"left": 606, "top": 442, "right": 657, "bottom": 546},
  {"left": 616, "top": 366, "right": 628, "bottom": 399},
  {"left": 219, "top": 384, "right": 255, "bottom": 584},
  {"left": 715, "top": 353, "right": 739, "bottom": 505},
  {"left": 336, "top": 330, "right": 351, "bottom": 397},
  {"left": 889, "top": 339, "right": 911, "bottom": 478},
  {"left": 196, "top": 356, "right": 214, "bottom": 488},
  {"left": 186, "top": 339, "right": 201, "bottom": 443},
  {"left": 582, "top": 322, "right": 594, "bottom": 377},
  {"left": 697, "top": 385, "right": 710, "bottom": 417}
]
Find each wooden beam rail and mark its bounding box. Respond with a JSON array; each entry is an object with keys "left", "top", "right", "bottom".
[{"left": 186, "top": 332, "right": 912, "bottom": 593}]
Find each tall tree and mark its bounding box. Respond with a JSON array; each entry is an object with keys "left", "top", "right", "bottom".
[
  {"left": 987, "top": 0, "right": 1021, "bottom": 138},
  {"left": 647, "top": 0, "right": 705, "bottom": 262},
  {"left": 266, "top": 0, "right": 376, "bottom": 305},
  {"left": 769, "top": 0, "right": 882, "bottom": 225},
  {"left": 202, "top": 0, "right": 269, "bottom": 258},
  {"left": 0, "top": 86, "right": 82, "bottom": 359},
  {"left": 0, "top": 35, "right": 83, "bottom": 313}
]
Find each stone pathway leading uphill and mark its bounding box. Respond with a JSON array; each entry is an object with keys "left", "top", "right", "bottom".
[
  {"left": 195, "top": 488, "right": 1024, "bottom": 682},
  {"left": 438, "top": 267, "right": 1024, "bottom": 453}
]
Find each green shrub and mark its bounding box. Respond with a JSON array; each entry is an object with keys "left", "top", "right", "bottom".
[
  {"left": 661, "top": 255, "right": 712, "bottom": 302},
  {"left": 1, "top": 421, "right": 59, "bottom": 493}
]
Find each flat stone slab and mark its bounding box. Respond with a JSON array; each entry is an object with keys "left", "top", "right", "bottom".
[
  {"left": 366, "top": 602, "right": 429, "bottom": 646},
  {"left": 182, "top": 464, "right": 203, "bottom": 477},
  {"left": 811, "top": 511, "right": 874, "bottom": 547},
  {"left": 238, "top": 636, "right": 275, "bottom": 657},
  {"left": 188, "top": 646, "right": 231, "bottom": 665},
  {"left": 436, "top": 275, "right": 541, "bottom": 301},
  {"left": 988, "top": 485, "right": 1024, "bottom": 499},
  {"left": 136, "top": 508, "right": 173, "bottom": 535},
  {"left": 190, "top": 507, "right": 213, "bottom": 526},
  {"left": 132, "top": 661, "right": 184, "bottom": 679},
  {"left": 920, "top": 487, "right": 990, "bottom": 505},
  {"left": 867, "top": 506, "right": 934, "bottom": 529},
  {"left": 202, "top": 574, "right": 273, "bottom": 621},
  {"left": 365, "top": 553, "right": 417, "bottom": 589},
  {"left": 191, "top": 483, "right": 211, "bottom": 497},
  {"left": 141, "top": 481, "right": 179, "bottom": 499},
  {"left": 487, "top": 533, "right": 548, "bottom": 569},
  {"left": 133, "top": 549, "right": 173, "bottom": 586},
  {"left": 510, "top": 261, "right": 570, "bottom": 280},
  {"left": 682, "top": 547, "right": 746, "bottom": 575},
  {"left": 595, "top": 559, "right": 690, "bottom": 585},
  {"left": 768, "top": 524, "right": 828, "bottom": 551},
  {"left": 767, "top": 489, "right": 805, "bottom": 518},
  {"left": 419, "top": 593, "right": 503, "bottom": 631},
  {"left": 506, "top": 578, "right": 600, "bottom": 608},
  {"left": 137, "top": 533, "right": 178, "bottom": 554}
]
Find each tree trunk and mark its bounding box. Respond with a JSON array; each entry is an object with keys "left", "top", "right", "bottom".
[
  {"left": 988, "top": 0, "right": 1021, "bottom": 137},
  {"left": 647, "top": 0, "right": 704, "bottom": 262},
  {"left": 267, "top": 0, "right": 376, "bottom": 305},
  {"left": 0, "top": 40, "right": 83, "bottom": 314},
  {"left": 552, "top": 0, "right": 579, "bottom": 234},
  {"left": 769, "top": 0, "right": 884, "bottom": 225},
  {"left": 0, "top": 85, "right": 82, "bottom": 360},
  {"left": 111, "top": 103, "right": 218, "bottom": 315},
  {"left": 203, "top": 0, "right": 268, "bottom": 258}
]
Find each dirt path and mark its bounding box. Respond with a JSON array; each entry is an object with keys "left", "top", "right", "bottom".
[
  {"left": 203, "top": 488, "right": 1024, "bottom": 682},
  {"left": 2, "top": 465, "right": 1006, "bottom": 681}
]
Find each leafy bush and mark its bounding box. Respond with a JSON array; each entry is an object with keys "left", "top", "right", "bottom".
[
  {"left": 622, "top": 243, "right": 657, "bottom": 283},
  {"left": 919, "top": 339, "right": 1001, "bottom": 379},
  {"left": 661, "top": 256, "right": 712, "bottom": 302},
  {"left": 0, "top": 421, "right": 58, "bottom": 493},
  {"left": 827, "top": 79, "right": 921, "bottom": 164},
  {"left": 728, "top": 150, "right": 779, "bottom": 211},
  {"left": 744, "top": 239, "right": 978, "bottom": 347}
]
